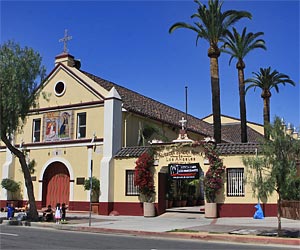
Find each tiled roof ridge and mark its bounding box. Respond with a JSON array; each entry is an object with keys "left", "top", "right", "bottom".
[
  {"left": 115, "top": 142, "right": 262, "bottom": 158},
  {"left": 81, "top": 70, "right": 214, "bottom": 138},
  {"left": 216, "top": 142, "right": 261, "bottom": 155}
]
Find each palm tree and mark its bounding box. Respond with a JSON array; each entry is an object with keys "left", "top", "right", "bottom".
[
  {"left": 245, "top": 67, "right": 296, "bottom": 139},
  {"left": 169, "top": 0, "right": 251, "bottom": 143},
  {"left": 221, "top": 27, "right": 266, "bottom": 143}
]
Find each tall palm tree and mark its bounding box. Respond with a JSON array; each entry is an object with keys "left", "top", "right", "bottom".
[
  {"left": 245, "top": 67, "right": 295, "bottom": 139},
  {"left": 221, "top": 27, "right": 266, "bottom": 143},
  {"left": 169, "top": 0, "right": 251, "bottom": 143}
]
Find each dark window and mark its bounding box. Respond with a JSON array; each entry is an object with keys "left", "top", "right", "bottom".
[
  {"left": 126, "top": 170, "right": 139, "bottom": 196},
  {"left": 32, "top": 119, "right": 41, "bottom": 142},
  {"left": 54, "top": 81, "right": 66, "bottom": 96},
  {"left": 77, "top": 113, "right": 86, "bottom": 139},
  {"left": 227, "top": 168, "right": 245, "bottom": 197}
]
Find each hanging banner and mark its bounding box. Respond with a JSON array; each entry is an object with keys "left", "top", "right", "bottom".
[{"left": 169, "top": 163, "right": 200, "bottom": 179}]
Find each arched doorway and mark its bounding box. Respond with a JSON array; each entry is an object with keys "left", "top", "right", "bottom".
[{"left": 42, "top": 162, "right": 70, "bottom": 208}]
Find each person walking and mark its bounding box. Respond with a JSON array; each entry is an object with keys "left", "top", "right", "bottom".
[
  {"left": 7, "top": 203, "right": 15, "bottom": 220},
  {"left": 54, "top": 203, "right": 61, "bottom": 224}
]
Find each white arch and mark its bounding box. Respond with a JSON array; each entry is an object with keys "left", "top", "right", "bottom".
[{"left": 38, "top": 157, "right": 74, "bottom": 202}]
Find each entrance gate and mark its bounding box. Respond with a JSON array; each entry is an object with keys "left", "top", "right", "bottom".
[{"left": 42, "top": 162, "right": 70, "bottom": 208}]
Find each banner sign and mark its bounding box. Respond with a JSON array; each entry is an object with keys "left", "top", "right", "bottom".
[{"left": 169, "top": 163, "right": 200, "bottom": 180}]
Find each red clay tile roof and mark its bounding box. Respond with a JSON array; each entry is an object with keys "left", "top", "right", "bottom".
[
  {"left": 115, "top": 143, "right": 261, "bottom": 158},
  {"left": 81, "top": 70, "right": 264, "bottom": 144},
  {"left": 115, "top": 146, "right": 151, "bottom": 158},
  {"left": 216, "top": 142, "right": 261, "bottom": 155},
  {"left": 82, "top": 70, "right": 213, "bottom": 138},
  {"left": 222, "top": 123, "right": 264, "bottom": 143}
]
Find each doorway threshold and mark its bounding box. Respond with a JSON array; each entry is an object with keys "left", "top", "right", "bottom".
[{"left": 166, "top": 205, "right": 204, "bottom": 214}]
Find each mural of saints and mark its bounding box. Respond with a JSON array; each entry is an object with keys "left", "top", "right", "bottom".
[
  {"left": 45, "top": 119, "right": 57, "bottom": 140},
  {"left": 59, "top": 112, "right": 70, "bottom": 138}
]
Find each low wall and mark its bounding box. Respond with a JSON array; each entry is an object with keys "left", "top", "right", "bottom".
[{"left": 281, "top": 200, "right": 300, "bottom": 220}]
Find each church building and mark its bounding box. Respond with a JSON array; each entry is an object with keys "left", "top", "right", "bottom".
[{"left": 2, "top": 43, "right": 297, "bottom": 217}]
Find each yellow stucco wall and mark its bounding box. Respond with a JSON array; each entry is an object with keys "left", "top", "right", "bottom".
[
  {"left": 123, "top": 113, "right": 206, "bottom": 147},
  {"left": 221, "top": 155, "right": 277, "bottom": 204},
  {"left": 14, "top": 106, "right": 104, "bottom": 145},
  {"left": 112, "top": 144, "right": 278, "bottom": 205},
  {"left": 112, "top": 158, "right": 140, "bottom": 202},
  {"left": 38, "top": 66, "right": 105, "bottom": 108}
]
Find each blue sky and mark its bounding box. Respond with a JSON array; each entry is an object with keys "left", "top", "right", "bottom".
[{"left": 1, "top": 0, "right": 299, "bottom": 131}]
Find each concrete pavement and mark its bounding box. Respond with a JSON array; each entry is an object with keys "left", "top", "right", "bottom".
[{"left": 1, "top": 210, "right": 299, "bottom": 247}]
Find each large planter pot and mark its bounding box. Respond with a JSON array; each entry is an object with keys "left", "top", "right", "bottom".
[
  {"left": 143, "top": 202, "right": 155, "bottom": 217},
  {"left": 91, "top": 203, "right": 99, "bottom": 214},
  {"left": 205, "top": 202, "right": 217, "bottom": 218}
]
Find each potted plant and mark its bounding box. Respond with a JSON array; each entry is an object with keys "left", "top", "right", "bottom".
[
  {"left": 83, "top": 176, "right": 100, "bottom": 213},
  {"left": 134, "top": 151, "right": 156, "bottom": 217},
  {"left": 1, "top": 178, "right": 21, "bottom": 200},
  {"left": 203, "top": 142, "right": 225, "bottom": 218}
]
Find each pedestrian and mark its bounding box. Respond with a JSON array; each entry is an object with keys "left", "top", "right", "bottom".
[
  {"left": 43, "top": 205, "right": 54, "bottom": 222},
  {"left": 54, "top": 203, "right": 61, "bottom": 224},
  {"left": 7, "top": 203, "right": 15, "bottom": 220},
  {"left": 61, "top": 203, "right": 68, "bottom": 222}
]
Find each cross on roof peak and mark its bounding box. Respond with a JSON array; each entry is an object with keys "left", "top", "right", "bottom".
[
  {"left": 59, "top": 29, "right": 72, "bottom": 53},
  {"left": 179, "top": 117, "right": 187, "bottom": 130}
]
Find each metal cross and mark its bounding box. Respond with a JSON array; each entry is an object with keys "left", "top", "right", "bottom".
[
  {"left": 59, "top": 29, "right": 72, "bottom": 53},
  {"left": 179, "top": 117, "right": 187, "bottom": 130}
]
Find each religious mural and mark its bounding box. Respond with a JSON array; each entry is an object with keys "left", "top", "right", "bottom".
[{"left": 44, "top": 111, "right": 73, "bottom": 141}]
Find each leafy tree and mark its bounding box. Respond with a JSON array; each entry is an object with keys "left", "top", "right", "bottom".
[
  {"left": 169, "top": 0, "right": 251, "bottom": 143},
  {"left": 221, "top": 27, "right": 266, "bottom": 142},
  {"left": 245, "top": 67, "right": 295, "bottom": 139},
  {"left": 0, "top": 41, "right": 46, "bottom": 221},
  {"left": 243, "top": 117, "right": 300, "bottom": 236}
]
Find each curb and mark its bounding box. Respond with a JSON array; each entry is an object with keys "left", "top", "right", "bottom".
[{"left": 31, "top": 222, "right": 300, "bottom": 246}]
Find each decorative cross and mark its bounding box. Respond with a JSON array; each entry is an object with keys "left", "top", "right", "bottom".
[
  {"left": 179, "top": 117, "right": 187, "bottom": 130},
  {"left": 59, "top": 29, "right": 72, "bottom": 53}
]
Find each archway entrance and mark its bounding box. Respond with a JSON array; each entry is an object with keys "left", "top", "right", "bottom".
[{"left": 42, "top": 162, "right": 70, "bottom": 208}]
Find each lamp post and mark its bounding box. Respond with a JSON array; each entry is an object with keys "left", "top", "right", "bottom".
[
  {"left": 88, "top": 133, "right": 96, "bottom": 226},
  {"left": 89, "top": 159, "right": 93, "bottom": 227}
]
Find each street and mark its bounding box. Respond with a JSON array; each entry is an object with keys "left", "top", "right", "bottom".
[{"left": 0, "top": 225, "right": 297, "bottom": 250}]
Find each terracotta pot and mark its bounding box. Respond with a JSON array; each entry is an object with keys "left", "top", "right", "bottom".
[
  {"left": 143, "top": 202, "right": 155, "bottom": 217},
  {"left": 205, "top": 202, "right": 217, "bottom": 218},
  {"left": 168, "top": 200, "right": 173, "bottom": 208}
]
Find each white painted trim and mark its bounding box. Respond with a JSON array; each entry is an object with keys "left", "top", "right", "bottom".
[
  {"left": 0, "top": 148, "right": 13, "bottom": 200},
  {"left": 21, "top": 142, "right": 103, "bottom": 151},
  {"left": 87, "top": 147, "right": 92, "bottom": 201}
]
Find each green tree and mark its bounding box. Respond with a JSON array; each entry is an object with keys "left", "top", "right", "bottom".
[
  {"left": 243, "top": 117, "right": 300, "bottom": 236},
  {"left": 221, "top": 27, "right": 266, "bottom": 142},
  {"left": 245, "top": 67, "right": 295, "bottom": 139},
  {"left": 0, "top": 41, "right": 46, "bottom": 221},
  {"left": 169, "top": 0, "right": 251, "bottom": 143}
]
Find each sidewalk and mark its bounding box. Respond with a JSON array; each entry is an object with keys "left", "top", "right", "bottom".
[{"left": 1, "top": 211, "right": 300, "bottom": 247}]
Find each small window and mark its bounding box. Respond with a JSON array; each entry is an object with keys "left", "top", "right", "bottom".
[
  {"left": 77, "top": 112, "right": 86, "bottom": 139},
  {"left": 126, "top": 170, "right": 139, "bottom": 196},
  {"left": 32, "top": 119, "right": 41, "bottom": 142},
  {"left": 227, "top": 168, "right": 244, "bottom": 197},
  {"left": 54, "top": 81, "right": 66, "bottom": 96}
]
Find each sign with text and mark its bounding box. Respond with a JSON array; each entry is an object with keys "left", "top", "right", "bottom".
[{"left": 169, "top": 163, "right": 200, "bottom": 180}]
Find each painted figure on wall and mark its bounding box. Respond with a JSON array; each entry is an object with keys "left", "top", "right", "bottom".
[
  {"left": 45, "top": 119, "right": 57, "bottom": 140},
  {"left": 59, "top": 112, "right": 70, "bottom": 138}
]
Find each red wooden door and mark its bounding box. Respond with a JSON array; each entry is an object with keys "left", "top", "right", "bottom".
[{"left": 42, "top": 162, "right": 70, "bottom": 208}]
